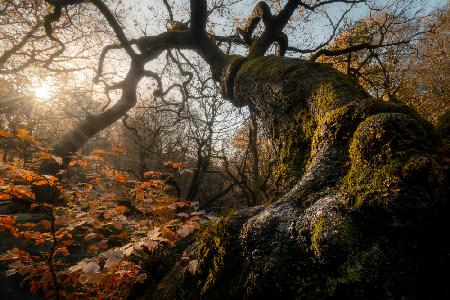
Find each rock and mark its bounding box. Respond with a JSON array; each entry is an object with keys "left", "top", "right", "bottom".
[
  {"left": 31, "top": 181, "right": 61, "bottom": 205},
  {"left": 13, "top": 213, "right": 51, "bottom": 223}
]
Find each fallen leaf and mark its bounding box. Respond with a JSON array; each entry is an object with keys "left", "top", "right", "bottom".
[
  {"left": 115, "top": 206, "right": 127, "bottom": 214},
  {"left": 114, "top": 221, "right": 123, "bottom": 230},
  {"left": 52, "top": 155, "right": 63, "bottom": 164},
  {"left": 58, "top": 246, "right": 70, "bottom": 256},
  {"left": 16, "top": 129, "right": 35, "bottom": 144},
  {"left": 174, "top": 201, "right": 191, "bottom": 208},
  {"left": 0, "top": 129, "right": 13, "bottom": 138},
  {"left": 39, "top": 220, "right": 51, "bottom": 230},
  {"left": 176, "top": 224, "right": 196, "bottom": 238},
  {"left": 188, "top": 260, "right": 198, "bottom": 275},
  {"left": 103, "top": 210, "right": 113, "bottom": 219},
  {"left": 135, "top": 273, "right": 147, "bottom": 283},
  {"left": 115, "top": 175, "right": 127, "bottom": 183},
  {"left": 104, "top": 249, "right": 124, "bottom": 269},
  {"left": 161, "top": 227, "right": 177, "bottom": 245},
  {"left": 112, "top": 146, "right": 126, "bottom": 154},
  {"left": 84, "top": 232, "right": 97, "bottom": 241},
  {"left": 82, "top": 261, "right": 100, "bottom": 274},
  {"left": 176, "top": 212, "right": 190, "bottom": 219},
  {"left": 144, "top": 171, "right": 160, "bottom": 178},
  {"left": 54, "top": 216, "right": 67, "bottom": 226}
]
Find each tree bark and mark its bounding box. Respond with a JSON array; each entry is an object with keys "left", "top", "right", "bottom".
[
  {"left": 37, "top": 2, "right": 449, "bottom": 297},
  {"left": 39, "top": 62, "right": 143, "bottom": 174},
  {"left": 149, "top": 55, "right": 449, "bottom": 299}
]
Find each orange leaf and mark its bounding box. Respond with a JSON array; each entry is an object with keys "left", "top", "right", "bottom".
[
  {"left": 0, "top": 215, "right": 16, "bottom": 228},
  {"left": 16, "top": 129, "right": 35, "bottom": 144},
  {"left": 78, "top": 159, "right": 88, "bottom": 167},
  {"left": 112, "top": 146, "right": 126, "bottom": 154},
  {"left": 38, "top": 152, "right": 52, "bottom": 160},
  {"left": 174, "top": 201, "right": 191, "bottom": 208},
  {"left": 172, "top": 162, "right": 186, "bottom": 169},
  {"left": 0, "top": 129, "right": 13, "bottom": 138},
  {"left": 39, "top": 220, "right": 51, "bottom": 230},
  {"left": 92, "top": 148, "right": 119, "bottom": 156},
  {"left": 149, "top": 180, "right": 162, "bottom": 187},
  {"left": 161, "top": 227, "right": 177, "bottom": 246},
  {"left": 57, "top": 246, "right": 70, "bottom": 256},
  {"left": 144, "top": 171, "right": 161, "bottom": 178},
  {"left": 111, "top": 232, "right": 128, "bottom": 239},
  {"left": 68, "top": 160, "right": 78, "bottom": 166},
  {"left": 87, "top": 244, "right": 99, "bottom": 254},
  {"left": 0, "top": 192, "right": 10, "bottom": 200},
  {"left": 33, "top": 180, "right": 49, "bottom": 186},
  {"left": 90, "top": 177, "right": 102, "bottom": 184},
  {"left": 115, "top": 206, "right": 127, "bottom": 214},
  {"left": 19, "top": 223, "right": 37, "bottom": 229},
  {"left": 115, "top": 175, "right": 127, "bottom": 183}
]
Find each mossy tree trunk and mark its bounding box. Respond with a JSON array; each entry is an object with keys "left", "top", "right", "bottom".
[
  {"left": 38, "top": 1, "right": 449, "bottom": 298},
  {"left": 150, "top": 55, "right": 449, "bottom": 299}
]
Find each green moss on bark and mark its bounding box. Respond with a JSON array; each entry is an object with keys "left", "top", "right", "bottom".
[
  {"left": 190, "top": 210, "right": 250, "bottom": 299},
  {"left": 341, "top": 112, "right": 444, "bottom": 212},
  {"left": 311, "top": 215, "right": 358, "bottom": 263}
]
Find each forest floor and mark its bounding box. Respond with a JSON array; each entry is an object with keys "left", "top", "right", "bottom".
[{"left": 0, "top": 157, "right": 212, "bottom": 299}]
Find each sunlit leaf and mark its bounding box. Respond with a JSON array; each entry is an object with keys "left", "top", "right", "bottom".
[
  {"left": 144, "top": 171, "right": 161, "bottom": 178},
  {"left": 38, "top": 152, "right": 52, "bottom": 160},
  {"left": 115, "top": 175, "right": 127, "bottom": 183},
  {"left": 78, "top": 159, "right": 88, "bottom": 167},
  {"left": 16, "top": 129, "right": 35, "bottom": 144},
  {"left": 0, "top": 129, "right": 13, "bottom": 138},
  {"left": 57, "top": 246, "right": 70, "bottom": 256},
  {"left": 52, "top": 155, "right": 63, "bottom": 164},
  {"left": 115, "top": 205, "right": 127, "bottom": 214},
  {"left": 174, "top": 201, "right": 191, "bottom": 208},
  {"left": 172, "top": 162, "right": 186, "bottom": 169},
  {"left": 92, "top": 148, "right": 116, "bottom": 156}
]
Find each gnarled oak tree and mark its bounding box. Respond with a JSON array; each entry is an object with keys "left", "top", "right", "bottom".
[{"left": 2, "top": 0, "right": 449, "bottom": 298}]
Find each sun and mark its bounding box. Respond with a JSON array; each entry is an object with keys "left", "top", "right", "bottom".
[{"left": 34, "top": 85, "right": 52, "bottom": 100}]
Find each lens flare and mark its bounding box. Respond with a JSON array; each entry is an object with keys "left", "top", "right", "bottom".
[{"left": 34, "top": 85, "right": 52, "bottom": 100}]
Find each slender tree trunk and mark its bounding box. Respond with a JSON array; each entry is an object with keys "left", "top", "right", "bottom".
[
  {"left": 247, "top": 108, "right": 262, "bottom": 203},
  {"left": 186, "top": 146, "right": 210, "bottom": 201}
]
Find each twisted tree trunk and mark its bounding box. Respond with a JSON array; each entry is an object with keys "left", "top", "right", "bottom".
[
  {"left": 150, "top": 55, "right": 449, "bottom": 299},
  {"left": 36, "top": 1, "right": 448, "bottom": 298}
]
